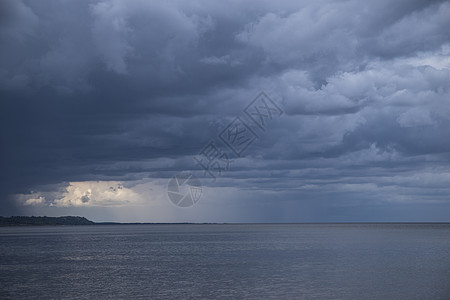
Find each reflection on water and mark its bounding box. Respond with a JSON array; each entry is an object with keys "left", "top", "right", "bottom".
[{"left": 1, "top": 224, "right": 450, "bottom": 299}]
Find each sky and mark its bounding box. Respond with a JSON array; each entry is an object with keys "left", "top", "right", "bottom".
[{"left": 1, "top": 0, "right": 450, "bottom": 222}]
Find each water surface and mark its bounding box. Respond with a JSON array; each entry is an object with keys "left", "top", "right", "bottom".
[{"left": 1, "top": 224, "right": 449, "bottom": 299}]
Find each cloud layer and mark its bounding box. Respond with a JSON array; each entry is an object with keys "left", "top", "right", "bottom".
[{"left": 1, "top": 0, "right": 450, "bottom": 222}]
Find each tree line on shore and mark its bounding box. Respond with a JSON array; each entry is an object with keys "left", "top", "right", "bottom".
[{"left": 0, "top": 216, "right": 95, "bottom": 226}]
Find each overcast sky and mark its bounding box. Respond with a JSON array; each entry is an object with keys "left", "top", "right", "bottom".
[{"left": 1, "top": 0, "right": 450, "bottom": 222}]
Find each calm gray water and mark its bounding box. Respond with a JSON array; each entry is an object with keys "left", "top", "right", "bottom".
[{"left": 1, "top": 224, "right": 449, "bottom": 299}]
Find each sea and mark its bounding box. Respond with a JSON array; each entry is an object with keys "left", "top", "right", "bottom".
[{"left": 1, "top": 223, "right": 449, "bottom": 299}]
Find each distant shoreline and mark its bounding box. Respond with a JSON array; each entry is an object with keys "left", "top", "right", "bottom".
[
  {"left": 0, "top": 216, "right": 95, "bottom": 226},
  {"left": 1, "top": 216, "right": 450, "bottom": 226}
]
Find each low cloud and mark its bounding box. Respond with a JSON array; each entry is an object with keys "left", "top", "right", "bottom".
[{"left": 16, "top": 181, "right": 144, "bottom": 208}]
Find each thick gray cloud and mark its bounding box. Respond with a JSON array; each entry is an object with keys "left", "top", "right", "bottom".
[{"left": 1, "top": 0, "right": 449, "bottom": 222}]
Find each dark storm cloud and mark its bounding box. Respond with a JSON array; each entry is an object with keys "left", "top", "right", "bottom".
[{"left": 1, "top": 0, "right": 449, "bottom": 221}]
